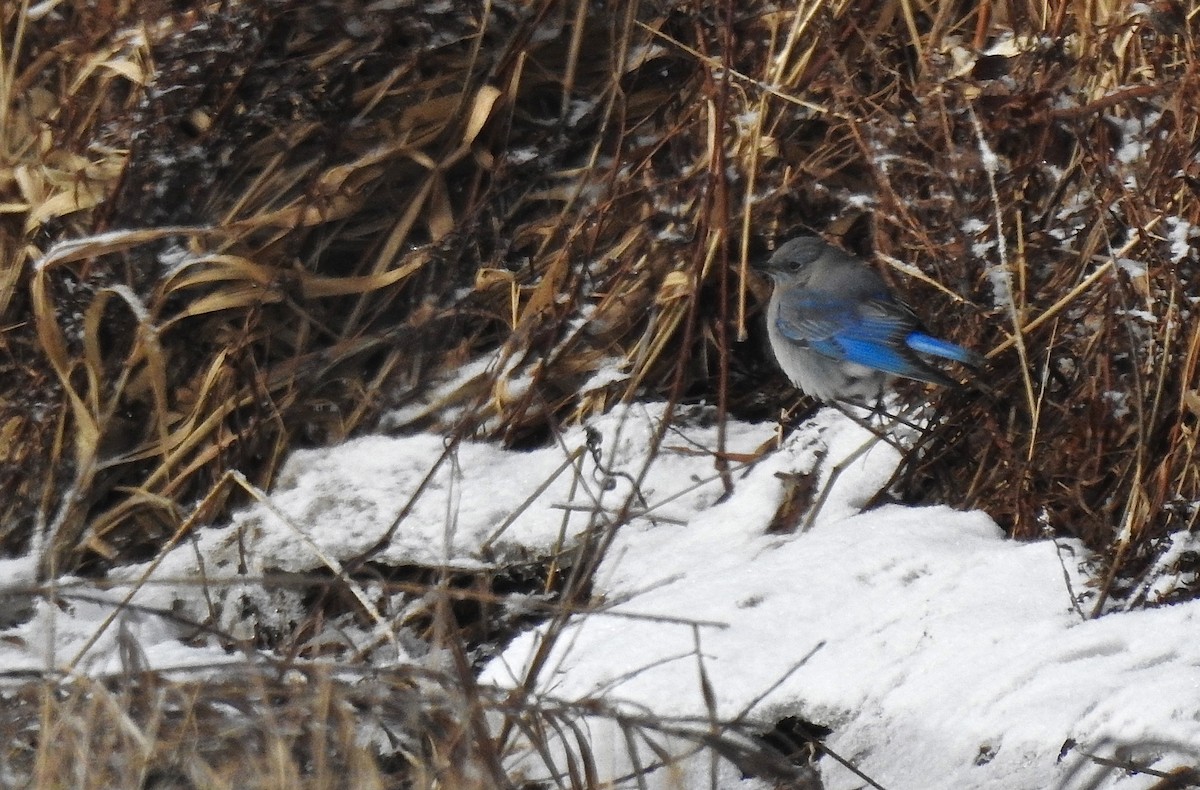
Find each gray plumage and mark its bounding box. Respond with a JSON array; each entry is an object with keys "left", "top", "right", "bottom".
[{"left": 755, "top": 236, "right": 983, "bottom": 403}]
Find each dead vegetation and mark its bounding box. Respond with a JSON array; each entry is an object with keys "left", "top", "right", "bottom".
[{"left": 2, "top": 0, "right": 1200, "bottom": 785}]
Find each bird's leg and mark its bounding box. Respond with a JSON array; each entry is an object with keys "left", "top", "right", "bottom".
[{"left": 831, "top": 400, "right": 907, "bottom": 452}]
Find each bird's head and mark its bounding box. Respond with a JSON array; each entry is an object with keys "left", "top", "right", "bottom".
[{"left": 754, "top": 236, "right": 830, "bottom": 284}]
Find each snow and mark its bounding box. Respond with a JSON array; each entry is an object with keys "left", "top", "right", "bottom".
[
  {"left": 1165, "top": 217, "right": 1198, "bottom": 263},
  {"left": 492, "top": 501, "right": 1200, "bottom": 787},
  {"left": 1111, "top": 112, "right": 1162, "bottom": 167},
  {"left": 577, "top": 358, "right": 632, "bottom": 393},
  {"left": 3, "top": 403, "right": 1199, "bottom": 787}
]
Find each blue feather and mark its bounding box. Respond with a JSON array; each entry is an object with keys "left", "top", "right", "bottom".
[
  {"left": 905, "top": 332, "right": 984, "bottom": 366},
  {"left": 835, "top": 338, "right": 924, "bottom": 378}
]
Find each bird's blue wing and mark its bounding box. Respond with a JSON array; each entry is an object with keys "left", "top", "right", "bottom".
[{"left": 775, "top": 291, "right": 910, "bottom": 354}]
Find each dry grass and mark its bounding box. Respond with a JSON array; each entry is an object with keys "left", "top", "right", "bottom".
[
  {"left": 0, "top": 619, "right": 814, "bottom": 789},
  {"left": 3, "top": 0, "right": 1200, "bottom": 785}
]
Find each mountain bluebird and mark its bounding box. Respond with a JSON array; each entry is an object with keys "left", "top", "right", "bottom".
[{"left": 756, "top": 236, "right": 983, "bottom": 402}]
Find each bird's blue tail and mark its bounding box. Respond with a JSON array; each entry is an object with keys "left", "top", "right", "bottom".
[{"left": 905, "top": 332, "right": 985, "bottom": 367}]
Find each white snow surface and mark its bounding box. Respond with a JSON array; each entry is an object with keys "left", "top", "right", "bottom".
[{"left": 3, "top": 403, "right": 1199, "bottom": 788}]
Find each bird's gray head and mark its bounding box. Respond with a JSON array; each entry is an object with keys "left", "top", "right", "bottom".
[{"left": 755, "top": 236, "right": 829, "bottom": 283}]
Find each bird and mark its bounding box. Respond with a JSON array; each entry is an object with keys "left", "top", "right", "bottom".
[{"left": 755, "top": 235, "right": 984, "bottom": 403}]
